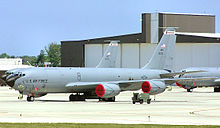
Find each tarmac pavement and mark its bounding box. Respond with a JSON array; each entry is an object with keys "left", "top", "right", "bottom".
[{"left": 0, "top": 86, "right": 220, "bottom": 125}]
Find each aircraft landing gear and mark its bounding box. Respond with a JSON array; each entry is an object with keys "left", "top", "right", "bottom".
[
  {"left": 214, "top": 87, "right": 220, "bottom": 92},
  {"left": 27, "top": 96, "right": 35, "bottom": 102},
  {"left": 18, "top": 93, "right": 23, "bottom": 100},
  {"left": 187, "top": 88, "right": 193, "bottom": 92},
  {"left": 69, "top": 93, "right": 86, "bottom": 101},
  {"left": 99, "top": 97, "right": 115, "bottom": 102}
]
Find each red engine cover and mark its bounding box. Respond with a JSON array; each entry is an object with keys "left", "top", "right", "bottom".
[
  {"left": 176, "top": 82, "right": 187, "bottom": 89},
  {"left": 96, "top": 84, "right": 105, "bottom": 97},
  {"left": 141, "top": 81, "right": 151, "bottom": 93},
  {"left": 176, "top": 82, "right": 182, "bottom": 87}
]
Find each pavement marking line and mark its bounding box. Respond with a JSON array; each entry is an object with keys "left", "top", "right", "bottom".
[{"left": 191, "top": 108, "right": 220, "bottom": 113}]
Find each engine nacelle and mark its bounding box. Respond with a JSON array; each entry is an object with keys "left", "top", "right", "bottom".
[
  {"left": 141, "top": 80, "right": 166, "bottom": 95},
  {"left": 95, "top": 83, "right": 120, "bottom": 98}
]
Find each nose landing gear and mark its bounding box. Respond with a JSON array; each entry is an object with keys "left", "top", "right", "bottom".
[{"left": 18, "top": 93, "right": 23, "bottom": 100}]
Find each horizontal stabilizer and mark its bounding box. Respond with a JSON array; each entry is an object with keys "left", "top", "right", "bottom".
[{"left": 160, "top": 70, "right": 206, "bottom": 78}]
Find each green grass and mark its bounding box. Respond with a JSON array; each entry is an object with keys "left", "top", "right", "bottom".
[{"left": 0, "top": 123, "right": 219, "bottom": 128}]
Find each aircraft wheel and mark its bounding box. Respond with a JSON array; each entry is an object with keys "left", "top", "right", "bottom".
[
  {"left": 27, "top": 96, "right": 34, "bottom": 102},
  {"left": 147, "top": 99, "right": 151, "bottom": 104},
  {"left": 69, "top": 94, "right": 85, "bottom": 101},
  {"left": 132, "top": 101, "right": 136, "bottom": 104},
  {"left": 18, "top": 93, "right": 23, "bottom": 100},
  {"left": 214, "top": 87, "right": 220, "bottom": 92},
  {"left": 187, "top": 89, "right": 193, "bottom": 92},
  {"left": 69, "top": 94, "right": 75, "bottom": 101},
  {"left": 100, "top": 97, "right": 115, "bottom": 102},
  {"left": 109, "top": 97, "right": 115, "bottom": 102},
  {"left": 139, "top": 99, "right": 144, "bottom": 104},
  {"left": 107, "top": 97, "right": 115, "bottom": 102}
]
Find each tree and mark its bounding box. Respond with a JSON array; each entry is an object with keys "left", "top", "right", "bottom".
[
  {"left": 36, "top": 50, "right": 46, "bottom": 66},
  {"left": 45, "top": 42, "right": 61, "bottom": 67},
  {"left": 0, "top": 53, "right": 10, "bottom": 58},
  {"left": 21, "top": 56, "right": 37, "bottom": 66}
]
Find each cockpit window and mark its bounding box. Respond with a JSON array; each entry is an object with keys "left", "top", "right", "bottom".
[{"left": 18, "top": 73, "right": 25, "bottom": 77}]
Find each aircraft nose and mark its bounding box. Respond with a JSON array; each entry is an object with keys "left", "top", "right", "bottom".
[{"left": 3, "top": 73, "right": 20, "bottom": 88}]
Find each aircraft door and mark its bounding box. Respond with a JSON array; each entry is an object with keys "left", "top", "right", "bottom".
[{"left": 77, "top": 72, "right": 81, "bottom": 81}]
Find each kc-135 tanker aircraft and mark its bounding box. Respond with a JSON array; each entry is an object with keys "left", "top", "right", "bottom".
[
  {"left": 1, "top": 28, "right": 206, "bottom": 102},
  {"left": 175, "top": 67, "right": 220, "bottom": 92}
]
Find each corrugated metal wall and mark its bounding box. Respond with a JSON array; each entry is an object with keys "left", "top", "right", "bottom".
[
  {"left": 61, "top": 12, "right": 218, "bottom": 68},
  {"left": 85, "top": 43, "right": 220, "bottom": 71}
]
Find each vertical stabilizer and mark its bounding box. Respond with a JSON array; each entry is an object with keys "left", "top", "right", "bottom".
[
  {"left": 96, "top": 41, "right": 119, "bottom": 68},
  {"left": 142, "top": 28, "right": 177, "bottom": 71}
]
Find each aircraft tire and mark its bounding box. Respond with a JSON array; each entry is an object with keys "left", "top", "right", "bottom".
[
  {"left": 214, "top": 87, "right": 220, "bottom": 92},
  {"left": 69, "top": 94, "right": 75, "bottom": 101},
  {"left": 140, "top": 99, "right": 144, "bottom": 104},
  {"left": 147, "top": 99, "right": 151, "bottom": 104},
  {"left": 100, "top": 97, "right": 115, "bottom": 102},
  {"left": 69, "top": 94, "right": 86, "bottom": 101},
  {"left": 107, "top": 97, "right": 115, "bottom": 102},
  {"left": 187, "top": 89, "right": 193, "bottom": 92},
  {"left": 27, "top": 96, "right": 34, "bottom": 102}
]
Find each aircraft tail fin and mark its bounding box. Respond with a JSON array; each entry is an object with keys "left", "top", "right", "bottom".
[
  {"left": 96, "top": 41, "right": 119, "bottom": 68},
  {"left": 142, "top": 27, "right": 177, "bottom": 71}
]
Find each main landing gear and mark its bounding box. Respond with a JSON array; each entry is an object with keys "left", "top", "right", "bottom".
[
  {"left": 27, "top": 96, "right": 35, "bottom": 102},
  {"left": 69, "top": 93, "right": 86, "bottom": 101},
  {"left": 187, "top": 88, "right": 193, "bottom": 92},
  {"left": 214, "top": 87, "right": 220, "bottom": 92},
  {"left": 69, "top": 93, "right": 116, "bottom": 102},
  {"left": 99, "top": 97, "right": 115, "bottom": 102}
]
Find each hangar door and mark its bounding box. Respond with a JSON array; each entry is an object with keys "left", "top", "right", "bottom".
[{"left": 85, "top": 44, "right": 103, "bottom": 67}]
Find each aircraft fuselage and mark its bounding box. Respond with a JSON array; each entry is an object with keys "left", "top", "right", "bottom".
[{"left": 13, "top": 67, "right": 168, "bottom": 94}]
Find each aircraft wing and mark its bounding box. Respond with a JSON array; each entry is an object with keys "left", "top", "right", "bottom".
[
  {"left": 162, "top": 77, "right": 218, "bottom": 85},
  {"left": 65, "top": 77, "right": 218, "bottom": 92},
  {"left": 66, "top": 82, "right": 101, "bottom": 91},
  {"left": 65, "top": 80, "right": 143, "bottom": 92},
  {"left": 160, "top": 70, "right": 206, "bottom": 78}
]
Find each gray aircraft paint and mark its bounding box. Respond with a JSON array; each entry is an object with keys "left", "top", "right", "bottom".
[
  {"left": 96, "top": 41, "right": 119, "bottom": 68},
  {"left": 143, "top": 27, "right": 176, "bottom": 71},
  {"left": 177, "top": 67, "right": 220, "bottom": 88},
  {"left": 4, "top": 28, "right": 179, "bottom": 100},
  {"left": 13, "top": 67, "right": 167, "bottom": 93}
]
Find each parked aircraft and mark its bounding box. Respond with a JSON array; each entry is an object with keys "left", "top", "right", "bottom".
[
  {"left": 0, "top": 64, "right": 33, "bottom": 86},
  {"left": 1, "top": 40, "right": 119, "bottom": 82},
  {"left": 176, "top": 67, "right": 220, "bottom": 92},
  {"left": 2, "top": 28, "right": 195, "bottom": 102},
  {"left": 96, "top": 41, "right": 119, "bottom": 68}
]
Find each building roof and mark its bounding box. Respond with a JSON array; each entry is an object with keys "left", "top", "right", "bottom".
[
  {"left": 176, "top": 32, "right": 220, "bottom": 38},
  {"left": 61, "top": 12, "right": 219, "bottom": 44},
  {"left": 158, "top": 12, "right": 215, "bottom": 16},
  {"left": 62, "top": 33, "right": 143, "bottom": 44}
]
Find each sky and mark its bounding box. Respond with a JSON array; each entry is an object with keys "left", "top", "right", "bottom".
[{"left": 0, "top": 0, "right": 220, "bottom": 56}]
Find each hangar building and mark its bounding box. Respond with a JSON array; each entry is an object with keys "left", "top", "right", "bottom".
[{"left": 61, "top": 12, "right": 220, "bottom": 71}]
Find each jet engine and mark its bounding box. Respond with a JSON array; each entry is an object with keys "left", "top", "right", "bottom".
[
  {"left": 95, "top": 83, "right": 120, "bottom": 98},
  {"left": 141, "top": 80, "right": 166, "bottom": 95}
]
